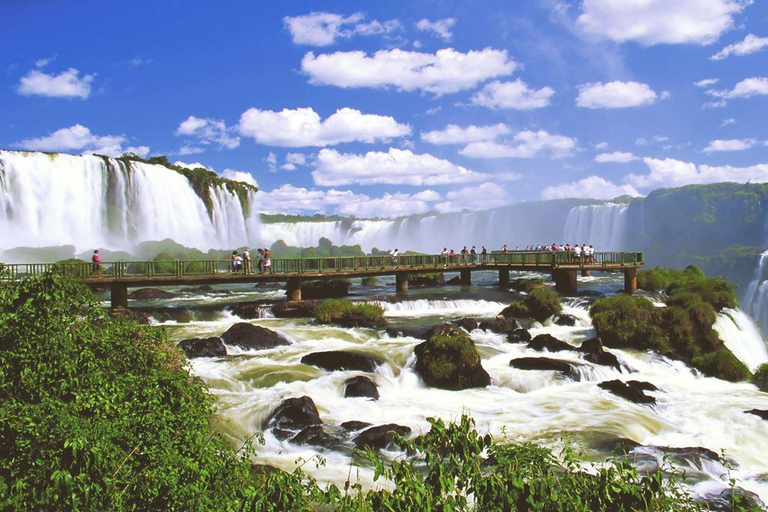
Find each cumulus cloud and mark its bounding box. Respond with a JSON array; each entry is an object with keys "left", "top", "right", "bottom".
[
  {"left": 311, "top": 148, "right": 490, "bottom": 186},
  {"left": 695, "top": 78, "right": 720, "bottom": 88},
  {"left": 421, "top": 123, "right": 510, "bottom": 145},
  {"left": 470, "top": 79, "right": 555, "bottom": 110},
  {"left": 415, "top": 18, "right": 456, "bottom": 41},
  {"left": 711, "top": 34, "right": 768, "bottom": 60},
  {"left": 595, "top": 142, "right": 610, "bottom": 150},
  {"left": 542, "top": 176, "right": 641, "bottom": 200},
  {"left": 576, "top": 81, "right": 659, "bottom": 108},
  {"left": 595, "top": 151, "right": 639, "bottom": 163},
  {"left": 238, "top": 107, "right": 410, "bottom": 147},
  {"left": 221, "top": 169, "right": 258, "bottom": 188},
  {"left": 301, "top": 47, "right": 516, "bottom": 95},
  {"left": 282, "top": 152, "right": 308, "bottom": 171},
  {"left": 577, "top": 0, "right": 750, "bottom": 46},
  {"left": 703, "top": 138, "right": 757, "bottom": 152},
  {"left": 17, "top": 68, "right": 95, "bottom": 99},
  {"left": 125, "top": 145, "right": 150, "bottom": 158},
  {"left": 435, "top": 183, "right": 510, "bottom": 212},
  {"left": 14, "top": 124, "right": 136, "bottom": 156},
  {"left": 706, "top": 77, "right": 768, "bottom": 101},
  {"left": 460, "top": 130, "right": 576, "bottom": 159},
  {"left": 283, "top": 12, "right": 400, "bottom": 46},
  {"left": 35, "top": 56, "right": 56, "bottom": 68},
  {"left": 626, "top": 157, "right": 768, "bottom": 189},
  {"left": 177, "top": 145, "right": 205, "bottom": 156},
  {"left": 174, "top": 161, "right": 213, "bottom": 170},
  {"left": 176, "top": 116, "right": 240, "bottom": 149}
]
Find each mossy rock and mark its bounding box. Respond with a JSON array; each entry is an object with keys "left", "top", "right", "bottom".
[
  {"left": 501, "top": 288, "right": 562, "bottom": 323},
  {"left": 407, "top": 273, "right": 445, "bottom": 286},
  {"left": 590, "top": 295, "right": 669, "bottom": 353},
  {"left": 691, "top": 347, "right": 751, "bottom": 382},
  {"left": 314, "top": 299, "right": 385, "bottom": 328},
  {"left": 754, "top": 364, "right": 768, "bottom": 392},
  {"left": 300, "top": 279, "right": 350, "bottom": 300},
  {"left": 414, "top": 324, "right": 490, "bottom": 390}
]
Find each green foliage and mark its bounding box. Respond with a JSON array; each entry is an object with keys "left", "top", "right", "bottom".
[
  {"left": 269, "top": 238, "right": 365, "bottom": 258},
  {"left": 506, "top": 287, "right": 563, "bottom": 322},
  {"left": 692, "top": 347, "right": 751, "bottom": 382},
  {"left": 591, "top": 296, "right": 670, "bottom": 353},
  {"left": 314, "top": 299, "right": 384, "bottom": 324},
  {"left": 751, "top": 363, "right": 768, "bottom": 392},
  {"left": 419, "top": 327, "right": 480, "bottom": 381},
  {"left": 0, "top": 274, "right": 255, "bottom": 510},
  {"left": 360, "top": 276, "right": 378, "bottom": 286}
]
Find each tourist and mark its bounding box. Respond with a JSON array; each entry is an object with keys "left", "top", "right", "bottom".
[
  {"left": 243, "top": 247, "right": 251, "bottom": 273},
  {"left": 390, "top": 248, "right": 399, "bottom": 266},
  {"left": 231, "top": 250, "right": 241, "bottom": 272},
  {"left": 441, "top": 247, "right": 449, "bottom": 265},
  {"left": 257, "top": 248, "right": 265, "bottom": 273},
  {"left": 470, "top": 245, "right": 477, "bottom": 264},
  {"left": 502, "top": 244, "right": 508, "bottom": 254},
  {"left": 91, "top": 250, "right": 102, "bottom": 278},
  {"left": 449, "top": 248, "right": 456, "bottom": 263},
  {"left": 481, "top": 246, "right": 487, "bottom": 264},
  {"left": 263, "top": 249, "right": 271, "bottom": 273}
]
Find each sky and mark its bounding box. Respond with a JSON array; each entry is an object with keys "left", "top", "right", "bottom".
[{"left": 2, "top": 0, "right": 768, "bottom": 218}]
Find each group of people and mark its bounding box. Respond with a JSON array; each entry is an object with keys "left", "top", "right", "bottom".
[
  {"left": 431, "top": 243, "right": 597, "bottom": 265},
  {"left": 439, "top": 245, "right": 489, "bottom": 264},
  {"left": 231, "top": 248, "right": 271, "bottom": 273}
]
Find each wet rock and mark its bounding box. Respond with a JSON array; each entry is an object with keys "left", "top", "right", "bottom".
[
  {"left": 341, "top": 421, "right": 372, "bottom": 431},
  {"left": 250, "top": 463, "right": 284, "bottom": 476},
  {"left": 508, "top": 278, "right": 545, "bottom": 292},
  {"left": 301, "top": 279, "right": 350, "bottom": 300},
  {"left": 220, "top": 323, "right": 291, "bottom": 350},
  {"left": 344, "top": 376, "right": 379, "bottom": 400},
  {"left": 179, "top": 285, "right": 214, "bottom": 294},
  {"left": 702, "top": 488, "right": 765, "bottom": 511},
  {"left": 446, "top": 276, "right": 462, "bottom": 285},
  {"left": 264, "top": 396, "right": 322, "bottom": 437},
  {"left": 301, "top": 351, "right": 384, "bottom": 372},
  {"left": 554, "top": 314, "right": 578, "bottom": 326},
  {"left": 228, "top": 303, "right": 267, "bottom": 319},
  {"left": 272, "top": 301, "right": 319, "bottom": 318},
  {"left": 128, "top": 288, "right": 176, "bottom": 300},
  {"left": 109, "top": 306, "right": 151, "bottom": 324},
  {"left": 353, "top": 424, "right": 411, "bottom": 450},
  {"left": 478, "top": 317, "right": 519, "bottom": 334},
  {"left": 290, "top": 426, "right": 341, "bottom": 449},
  {"left": 577, "top": 337, "right": 621, "bottom": 370},
  {"left": 598, "top": 379, "right": 657, "bottom": 405},
  {"left": 386, "top": 326, "right": 427, "bottom": 339},
  {"left": 746, "top": 409, "right": 768, "bottom": 420},
  {"left": 408, "top": 273, "right": 445, "bottom": 286},
  {"left": 506, "top": 328, "right": 532, "bottom": 343},
  {"left": 527, "top": 333, "right": 572, "bottom": 352},
  {"left": 415, "top": 324, "right": 491, "bottom": 390},
  {"left": 510, "top": 357, "right": 582, "bottom": 380},
  {"left": 178, "top": 337, "right": 226, "bottom": 358},
  {"left": 454, "top": 317, "right": 479, "bottom": 332}
]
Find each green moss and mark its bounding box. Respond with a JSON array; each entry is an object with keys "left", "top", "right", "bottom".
[
  {"left": 692, "top": 346, "right": 751, "bottom": 382},
  {"left": 505, "top": 287, "right": 562, "bottom": 322},
  {"left": 753, "top": 363, "right": 768, "bottom": 392},
  {"left": 414, "top": 325, "right": 487, "bottom": 389},
  {"left": 591, "top": 296, "right": 670, "bottom": 354},
  {"left": 361, "top": 276, "right": 378, "bottom": 286},
  {"left": 314, "top": 299, "right": 383, "bottom": 324}
]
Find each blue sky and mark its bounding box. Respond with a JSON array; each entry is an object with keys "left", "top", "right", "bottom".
[{"left": 2, "top": 0, "right": 768, "bottom": 218}]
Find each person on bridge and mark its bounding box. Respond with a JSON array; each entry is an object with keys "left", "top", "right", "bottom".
[
  {"left": 243, "top": 248, "right": 251, "bottom": 273},
  {"left": 231, "top": 251, "right": 242, "bottom": 273},
  {"left": 257, "top": 249, "right": 265, "bottom": 273},
  {"left": 502, "top": 244, "right": 508, "bottom": 254},
  {"left": 481, "top": 246, "right": 487, "bottom": 263},
  {"left": 390, "top": 248, "right": 399, "bottom": 266},
  {"left": 470, "top": 246, "right": 477, "bottom": 264},
  {"left": 441, "top": 247, "right": 449, "bottom": 265},
  {"left": 91, "top": 250, "right": 102, "bottom": 278},
  {"left": 263, "top": 249, "right": 272, "bottom": 273}
]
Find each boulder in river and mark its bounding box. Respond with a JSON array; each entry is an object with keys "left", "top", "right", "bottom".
[
  {"left": 178, "top": 337, "right": 226, "bottom": 358},
  {"left": 290, "top": 426, "right": 341, "bottom": 449},
  {"left": 353, "top": 424, "right": 411, "bottom": 450},
  {"left": 478, "top": 317, "right": 519, "bottom": 334},
  {"left": 527, "top": 333, "right": 572, "bottom": 352},
  {"left": 507, "top": 328, "right": 532, "bottom": 343},
  {"left": 128, "top": 288, "right": 176, "bottom": 300},
  {"left": 746, "top": 409, "right": 768, "bottom": 420},
  {"left": 510, "top": 357, "right": 582, "bottom": 380},
  {"left": 178, "top": 285, "right": 214, "bottom": 294},
  {"left": 577, "top": 337, "right": 621, "bottom": 370},
  {"left": 109, "top": 306, "right": 151, "bottom": 324},
  {"left": 453, "top": 317, "right": 479, "bottom": 332},
  {"left": 341, "top": 421, "right": 372, "bottom": 431},
  {"left": 344, "top": 376, "right": 379, "bottom": 400},
  {"left": 415, "top": 324, "right": 491, "bottom": 390},
  {"left": 301, "top": 351, "right": 384, "bottom": 373},
  {"left": 598, "top": 379, "right": 658, "bottom": 405},
  {"left": 702, "top": 488, "right": 765, "bottom": 511},
  {"left": 301, "top": 279, "right": 351, "bottom": 300},
  {"left": 272, "top": 300, "right": 320, "bottom": 318},
  {"left": 263, "top": 396, "right": 322, "bottom": 437},
  {"left": 220, "top": 323, "right": 291, "bottom": 350},
  {"left": 554, "top": 314, "right": 578, "bottom": 326}
]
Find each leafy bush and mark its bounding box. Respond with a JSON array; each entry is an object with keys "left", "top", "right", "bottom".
[
  {"left": 314, "top": 299, "right": 384, "bottom": 324},
  {"left": 360, "top": 276, "right": 378, "bottom": 286},
  {"left": 505, "top": 287, "right": 562, "bottom": 322},
  {"left": 753, "top": 363, "right": 768, "bottom": 392},
  {"left": 692, "top": 347, "right": 751, "bottom": 382},
  {"left": 591, "top": 295, "right": 669, "bottom": 353}
]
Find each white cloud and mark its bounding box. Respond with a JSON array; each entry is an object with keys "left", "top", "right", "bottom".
[
  {"left": 282, "top": 152, "right": 308, "bottom": 171},
  {"left": 595, "top": 151, "right": 639, "bottom": 163},
  {"left": 542, "top": 176, "right": 641, "bottom": 200},
  {"left": 176, "top": 116, "right": 240, "bottom": 149},
  {"left": 577, "top": 0, "right": 750, "bottom": 46},
  {"left": 627, "top": 157, "right": 768, "bottom": 189},
  {"left": 635, "top": 138, "right": 648, "bottom": 146},
  {"left": 336, "top": 192, "right": 435, "bottom": 218},
  {"left": 703, "top": 138, "right": 756, "bottom": 152},
  {"left": 706, "top": 77, "right": 768, "bottom": 100},
  {"left": 221, "top": 169, "right": 258, "bottom": 188},
  {"left": 283, "top": 12, "right": 400, "bottom": 46},
  {"left": 435, "top": 183, "right": 510, "bottom": 212},
  {"left": 415, "top": 18, "right": 456, "bottom": 41},
  {"left": 721, "top": 118, "right": 736, "bottom": 127},
  {"left": 265, "top": 152, "right": 277, "bottom": 172},
  {"left": 15, "top": 124, "right": 131, "bottom": 156},
  {"left": 174, "top": 161, "right": 213, "bottom": 170},
  {"left": 460, "top": 130, "right": 576, "bottom": 159},
  {"left": 238, "top": 107, "right": 410, "bottom": 147},
  {"left": 576, "top": 81, "right": 659, "bottom": 109},
  {"left": 695, "top": 78, "right": 720, "bottom": 88},
  {"left": 653, "top": 135, "right": 669, "bottom": 143},
  {"left": 125, "top": 145, "right": 150, "bottom": 158},
  {"left": 35, "top": 56, "right": 56, "bottom": 68},
  {"left": 301, "top": 47, "right": 516, "bottom": 95},
  {"left": 711, "top": 34, "right": 768, "bottom": 60},
  {"left": 312, "top": 148, "right": 489, "bottom": 186},
  {"left": 470, "top": 79, "right": 555, "bottom": 110},
  {"left": 595, "top": 142, "right": 610, "bottom": 150},
  {"left": 17, "top": 68, "right": 95, "bottom": 99},
  {"left": 421, "top": 123, "right": 510, "bottom": 145},
  {"left": 177, "top": 145, "right": 205, "bottom": 156}
]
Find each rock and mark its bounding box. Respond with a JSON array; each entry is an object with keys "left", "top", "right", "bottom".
[
  {"left": 478, "top": 317, "right": 519, "bottom": 334},
  {"left": 344, "top": 376, "right": 379, "bottom": 400},
  {"left": 263, "top": 396, "right": 322, "bottom": 436},
  {"left": 290, "top": 426, "right": 341, "bottom": 449},
  {"left": 446, "top": 276, "right": 462, "bottom": 285},
  {"left": 272, "top": 301, "right": 319, "bottom": 318},
  {"left": 527, "top": 334, "right": 572, "bottom": 352},
  {"left": 454, "top": 317, "right": 478, "bottom": 332},
  {"left": 178, "top": 337, "right": 226, "bottom": 358},
  {"left": 353, "top": 424, "right": 411, "bottom": 450},
  {"left": 109, "top": 306, "right": 151, "bottom": 324},
  {"left": 508, "top": 278, "right": 545, "bottom": 292},
  {"left": 408, "top": 273, "right": 445, "bottom": 286},
  {"left": 415, "top": 324, "right": 491, "bottom": 390},
  {"left": 507, "top": 328, "right": 532, "bottom": 343},
  {"left": 341, "top": 421, "right": 372, "bottom": 431},
  {"left": 510, "top": 357, "right": 582, "bottom": 380},
  {"left": 228, "top": 303, "right": 265, "bottom": 319},
  {"left": 702, "top": 488, "right": 765, "bottom": 511},
  {"left": 386, "top": 326, "right": 427, "bottom": 339},
  {"left": 179, "top": 285, "right": 214, "bottom": 294},
  {"left": 301, "top": 279, "right": 351, "bottom": 300},
  {"left": 746, "top": 409, "right": 768, "bottom": 420},
  {"left": 577, "top": 337, "right": 622, "bottom": 370},
  {"left": 554, "top": 314, "right": 578, "bottom": 326},
  {"left": 221, "top": 323, "right": 291, "bottom": 350},
  {"left": 301, "top": 351, "right": 384, "bottom": 372},
  {"left": 127, "top": 288, "right": 176, "bottom": 300},
  {"left": 598, "top": 379, "right": 657, "bottom": 405},
  {"left": 498, "top": 305, "right": 518, "bottom": 320}
]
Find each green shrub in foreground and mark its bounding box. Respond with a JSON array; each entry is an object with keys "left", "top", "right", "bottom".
[{"left": 314, "top": 299, "right": 384, "bottom": 324}]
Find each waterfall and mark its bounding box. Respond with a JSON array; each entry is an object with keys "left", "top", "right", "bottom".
[
  {"left": 713, "top": 308, "right": 768, "bottom": 372},
  {"left": 562, "top": 203, "right": 629, "bottom": 251},
  {"left": 0, "top": 151, "right": 260, "bottom": 255},
  {"left": 744, "top": 251, "right": 768, "bottom": 335}
]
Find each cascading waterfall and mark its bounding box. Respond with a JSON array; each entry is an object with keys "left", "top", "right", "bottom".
[
  {"left": 0, "top": 151, "right": 260, "bottom": 254},
  {"left": 562, "top": 203, "right": 629, "bottom": 251},
  {"left": 744, "top": 251, "right": 768, "bottom": 336},
  {"left": 713, "top": 308, "right": 768, "bottom": 372}
]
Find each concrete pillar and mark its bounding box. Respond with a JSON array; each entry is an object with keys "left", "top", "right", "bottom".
[
  {"left": 395, "top": 273, "right": 409, "bottom": 295},
  {"left": 624, "top": 268, "right": 637, "bottom": 294},
  {"left": 581, "top": 269, "right": 591, "bottom": 277},
  {"left": 460, "top": 269, "right": 472, "bottom": 286},
  {"left": 110, "top": 283, "right": 128, "bottom": 310},
  {"left": 553, "top": 269, "right": 578, "bottom": 296},
  {"left": 499, "top": 268, "right": 510, "bottom": 288},
  {"left": 286, "top": 277, "right": 302, "bottom": 302}
]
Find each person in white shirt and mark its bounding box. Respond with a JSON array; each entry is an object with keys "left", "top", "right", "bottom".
[{"left": 390, "top": 248, "right": 399, "bottom": 266}]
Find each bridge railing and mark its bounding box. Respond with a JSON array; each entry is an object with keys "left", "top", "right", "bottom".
[{"left": 0, "top": 251, "right": 643, "bottom": 282}]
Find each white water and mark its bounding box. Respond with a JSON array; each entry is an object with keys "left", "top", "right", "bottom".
[
  {"left": 715, "top": 309, "right": 768, "bottom": 372},
  {"left": 562, "top": 203, "right": 628, "bottom": 251},
  {"left": 745, "top": 251, "right": 768, "bottom": 336},
  {"left": 0, "top": 151, "right": 260, "bottom": 254}
]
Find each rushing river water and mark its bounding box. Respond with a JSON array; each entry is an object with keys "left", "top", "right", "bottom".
[{"left": 125, "top": 271, "right": 768, "bottom": 504}]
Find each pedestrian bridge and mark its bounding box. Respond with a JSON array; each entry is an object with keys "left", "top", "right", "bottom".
[{"left": 0, "top": 251, "right": 644, "bottom": 309}]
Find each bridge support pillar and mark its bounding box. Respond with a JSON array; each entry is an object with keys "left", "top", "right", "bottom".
[
  {"left": 110, "top": 283, "right": 128, "bottom": 310},
  {"left": 286, "top": 277, "right": 302, "bottom": 302},
  {"left": 396, "top": 273, "right": 408, "bottom": 295},
  {"left": 581, "top": 269, "right": 591, "bottom": 277},
  {"left": 460, "top": 269, "right": 471, "bottom": 286},
  {"left": 553, "top": 269, "right": 578, "bottom": 296},
  {"left": 624, "top": 268, "right": 637, "bottom": 294},
  {"left": 499, "top": 268, "right": 510, "bottom": 288}
]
